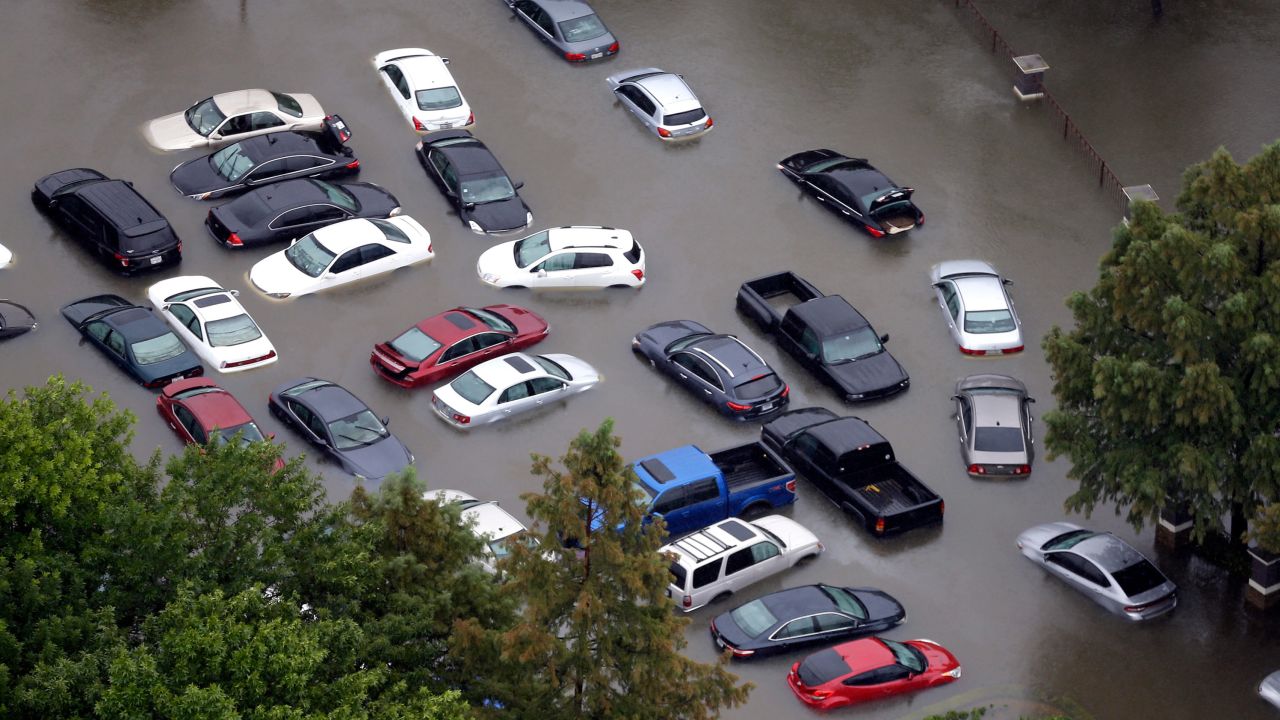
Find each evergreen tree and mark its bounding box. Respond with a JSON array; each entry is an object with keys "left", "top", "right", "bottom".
[{"left": 1043, "top": 142, "right": 1280, "bottom": 545}]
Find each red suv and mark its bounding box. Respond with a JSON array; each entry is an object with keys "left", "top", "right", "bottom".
[{"left": 370, "top": 304, "right": 548, "bottom": 388}]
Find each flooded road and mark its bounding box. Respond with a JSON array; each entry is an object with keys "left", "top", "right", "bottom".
[{"left": 3, "top": 1, "right": 1280, "bottom": 717}]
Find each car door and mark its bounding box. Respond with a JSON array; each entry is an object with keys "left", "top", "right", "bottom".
[
  {"left": 380, "top": 63, "right": 412, "bottom": 113},
  {"left": 570, "top": 252, "right": 615, "bottom": 286},
  {"left": 427, "top": 149, "right": 459, "bottom": 199},
  {"left": 356, "top": 242, "right": 399, "bottom": 278},
  {"left": 530, "top": 252, "right": 582, "bottom": 288},
  {"left": 496, "top": 380, "right": 536, "bottom": 419},
  {"left": 528, "top": 375, "right": 569, "bottom": 407},
  {"left": 515, "top": 0, "right": 555, "bottom": 43},
  {"left": 1023, "top": 397, "right": 1036, "bottom": 462},
  {"left": 1044, "top": 551, "right": 1111, "bottom": 598},
  {"left": 102, "top": 327, "right": 133, "bottom": 375},
  {"left": 806, "top": 175, "right": 858, "bottom": 218},
  {"left": 214, "top": 114, "right": 253, "bottom": 142},
  {"left": 771, "top": 614, "right": 820, "bottom": 651},
  {"left": 470, "top": 331, "right": 512, "bottom": 361},
  {"left": 679, "top": 477, "right": 723, "bottom": 530},
  {"left": 670, "top": 353, "right": 722, "bottom": 403},
  {"left": 935, "top": 281, "right": 962, "bottom": 343},
  {"left": 324, "top": 246, "right": 373, "bottom": 286},
  {"left": 249, "top": 111, "right": 286, "bottom": 134},
  {"left": 285, "top": 399, "right": 328, "bottom": 448},
  {"left": 171, "top": 403, "right": 206, "bottom": 444},
  {"left": 625, "top": 86, "right": 660, "bottom": 134},
  {"left": 954, "top": 394, "right": 973, "bottom": 460},
  {"left": 813, "top": 612, "right": 860, "bottom": 643},
  {"left": 164, "top": 302, "right": 207, "bottom": 362},
  {"left": 437, "top": 336, "right": 480, "bottom": 373},
  {"left": 650, "top": 486, "right": 688, "bottom": 532}
]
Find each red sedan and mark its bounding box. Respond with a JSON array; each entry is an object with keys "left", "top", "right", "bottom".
[
  {"left": 370, "top": 304, "right": 548, "bottom": 388},
  {"left": 155, "top": 377, "right": 283, "bottom": 469},
  {"left": 787, "top": 637, "right": 960, "bottom": 711}
]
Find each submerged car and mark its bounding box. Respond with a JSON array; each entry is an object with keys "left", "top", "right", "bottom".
[
  {"left": 424, "top": 488, "right": 536, "bottom": 573},
  {"left": 503, "top": 0, "right": 619, "bottom": 62},
  {"left": 206, "top": 178, "right": 401, "bottom": 249},
  {"left": 248, "top": 216, "right": 434, "bottom": 299},
  {"left": 374, "top": 48, "right": 474, "bottom": 133},
  {"left": 61, "top": 294, "right": 203, "bottom": 388},
  {"left": 268, "top": 377, "right": 413, "bottom": 483},
  {"left": 431, "top": 352, "right": 599, "bottom": 428},
  {"left": 146, "top": 276, "right": 277, "bottom": 373},
  {"left": 708, "top": 584, "right": 906, "bottom": 659},
  {"left": 415, "top": 130, "right": 531, "bottom": 234},
  {"left": 155, "top": 378, "right": 284, "bottom": 470},
  {"left": 0, "top": 300, "right": 37, "bottom": 340},
  {"left": 477, "top": 226, "right": 644, "bottom": 288},
  {"left": 954, "top": 374, "right": 1035, "bottom": 478},
  {"left": 0, "top": 242, "right": 11, "bottom": 268},
  {"left": 143, "top": 89, "right": 326, "bottom": 151},
  {"left": 170, "top": 116, "right": 358, "bottom": 200},
  {"left": 606, "top": 68, "right": 713, "bottom": 141},
  {"left": 632, "top": 320, "right": 788, "bottom": 420},
  {"left": 370, "top": 304, "right": 549, "bottom": 388},
  {"left": 1016, "top": 522, "right": 1177, "bottom": 621},
  {"left": 930, "top": 260, "right": 1024, "bottom": 355},
  {"left": 1260, "top": 670, "right": 1280, "bottom": 710},
  {"left": 787, "top": 637, "right": 961, "bottom": 711},
  {"left": 778, "top": 150, "right": 922, "bottom": 237}
]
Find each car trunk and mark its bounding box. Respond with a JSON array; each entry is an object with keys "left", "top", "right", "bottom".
[{"left": 867, "top": 188, "right": 918, "bottom": 234}]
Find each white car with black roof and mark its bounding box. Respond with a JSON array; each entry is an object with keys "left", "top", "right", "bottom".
[
  {"left": 431, "top": 351, "right": 599, "bottom": 428},
  {"left": 146, "top": 275, "right": 277, "bottom": 373}
]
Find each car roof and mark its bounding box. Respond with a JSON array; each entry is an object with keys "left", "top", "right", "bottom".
[
  {"left": 470, "top": 352, "right": 544, "bottom": 387},
  {"left": 75, "top": 180, "right": 166, "bottom": 231},
  {"left": 249, "top": 178, "right": 331, "bottom": 211},
  {"left": 760, "top": 584, "right": 839, "bottom": 617},
  {"left": 971, "top": 391, "right": 1024, "bottom": 427},
  {"left": 664, "top": 518, "right": 764, "bottom": 565},
  {"left": 803, "top": 416, "right": 888, "bottom": 457},
  {"left": 546, "top": 226, "right": 635, "bottom": 252},
  {"left": 177, "top": 386, "right": 254, "bottom": 428},
  {"left": 417, "top": 308, "right": 484, "bottom": 344},
  {"left": 105, "top": 307, "right": 169, "bottom": 339},
  {"left": 834, "top": 637, "right": 895, "bottom": 669},
  {"left": 953, "top": 275, "right": 1008, "bottom": 311},
  {"left": 540, "top": 0, "right": 598, "bottom": 22},
  {"left": 185, "top": 290, "right": 246, "bottom": 322},
  {"left": 688, "top": 335, "right": 768, "bottom": 380},
  {"left": 789, "top": 296, "right": 870, "bottom": 337},
  {"left": 957, "top": 373, "right": 1026, "bottom": 395},
  {"left": 312, "top": 218, "right": 392, "bottom": 253},
  {"left": 294, "top": 381, "right": 367, "bottom": 420},
  {"left": 825, "top": 164, "right": 894, "bottom": 197},
  {"left": 238, "top": 131, "right": 321, "bottom": 161},
  {"left": 211, "top": 88, "right": 279, "bottom": 116},
  {"left": 431, "top": 137, "right": 503, "bottom": 176},
  {"left": 397, "top": 54, "right": 456, "bottom": 89},
  {"left": 462, "top": 501, "right": 526, "bottom": 539},
  {"left": 633, "top": 73, "right": 701, "bottom": 112},
  {"left": 1071, "top": 533, "right": 1147, "bottom": 572}
]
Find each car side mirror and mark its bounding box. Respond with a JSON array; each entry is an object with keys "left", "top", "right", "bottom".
[
  {"left": 513, "top": 181, "right": 524, "bottom": 190},
  {"left": 324, "top": 272, "right": 338, "bottom": 279},
  {"left": 162, "top": 304, "right": 172, "bottom": 312},
  {"left": 880, "top": 333, "right": 890, "bottom": 343},
  {"left": 1028, "top": 397, "right": 1037, "bottom": 404},
  {"left": 210, "top": 133, "right": 222, "bottom": 140},
  {"left": 267, "top": 432, "right": 276, "bottom": 440},
  {"left": 1003, "top": 278, "right": 1014, "bottom": 285},
  {"left": 462, "top": 201, "right": 476, "bottom": 210},
  {"left": 536, "top": 269, "right": 548, "bottom": 278},
  {"left": 229, "top": 289, "right": 240, "bottom": 297},
  {"left": 381, "top": 415, "right": 391, "bottom": 426},
  {"left": 931, "top": 282, "right": 945, "bottom": 289},
  {"left": 442, "top": 57, "right": 450, "bottom": 64}
]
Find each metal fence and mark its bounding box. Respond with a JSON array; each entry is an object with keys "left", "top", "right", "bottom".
[{"left": 949, "top": 0, "right": 1129, "bottom": 213}]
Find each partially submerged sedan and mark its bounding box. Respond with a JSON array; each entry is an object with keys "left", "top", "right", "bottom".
[
  {"left": 787, "top": 637, "right": 960, "bottom": 711},
  {"left": 431, "top": 352, "right": 599, "bottom": 428},
  {"left": 0, "top": 300, "right": 37, "bottom": 340},
  {"left": 503, "top": 0, "right": 619, "bottom": 62},
  {"left": 143, "top": 89, "right": 326, "bottom": 151},
  {"left": 953, "top": 374, "right": 1035, "bottom": 478},
  {"left": 415, "top": 130, "right": 531, "bottom": 234},
  {"left": 374, "top": 48, "right": 474, "bottom": 133},
  {"left": 424, "top": 488, "right": 536, "bottom": 574},
  {"left": 206, "top": 178, "right": 400, "bottom": 249},
  {"left": 1016, "top": 522, "right": 1177, "bottom": 621},
  {"left": 155, "top": 378, "right": 285, "bottom": 472},
  {"left": 370, "top": 304, "right": 549, "bottom": 388},
  {"left": 708, "top": 584, "right": 906, "bottom": 659},
  {"left": 778, "top": 150, "right": 922, "bottom": 237},
  {"left": 146, "top": 276, "right": 278, "bottom": 373},
  {"left": 929, "top": 259, "right": 1024, "bottom": 355},
  {"left": 61, "top": 295, "right": 203, "bottom": 388}
]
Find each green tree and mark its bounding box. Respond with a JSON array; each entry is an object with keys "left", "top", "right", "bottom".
[
  {"left": 1042, "top": 142, "right": 1280, "bottom": 546},
  {"left": 456, "top": 419, "right": 751, "bottom": 719}
]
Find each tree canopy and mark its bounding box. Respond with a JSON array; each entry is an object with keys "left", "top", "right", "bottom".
[{"left": 1042, "top": 141, "right": 1280, "bottom": 545}]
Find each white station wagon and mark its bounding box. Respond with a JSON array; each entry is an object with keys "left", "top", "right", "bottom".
[
  {"left": 249, "top": 216, "right": 434, "bottom": 299},
  {"left": 143, "top": 89, "right": 326, "bottom": 151},
  {"left": 374, "top": 48, "right": 474, "bottom": 133},
  {"left": 431, "top": 352, "right": 599, "bottom": 428},
  {"left": 477, "top": 226, "right": 645, "bottom": 289},
  {"left": 424, "top": 489, "right": 535, "bottom": 574},
  {"left": 146, "top": 275, "right": 277, "bottom": 373}
]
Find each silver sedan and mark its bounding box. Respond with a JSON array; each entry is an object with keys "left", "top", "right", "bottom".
[
  {"left": 929, "top": 260, "right": 1023, "bottom": 355},
  {"left": 953, "top": 374, "right": 1035, "bottom": 478},
  {"left": 1017, "top": 522, "right": 1177, "bottom": 621}
]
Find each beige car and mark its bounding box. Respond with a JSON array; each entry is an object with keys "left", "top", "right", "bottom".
[{"left": 143, "top": 89, "right": 325, "bottom": 151}]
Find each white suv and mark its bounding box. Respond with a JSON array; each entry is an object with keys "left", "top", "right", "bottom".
[
  {"left": 476, "top": 226, "right": 645, "bottom": 289},
  {"left": 662, "top": 516, "right": 821, "bottom": 612}
]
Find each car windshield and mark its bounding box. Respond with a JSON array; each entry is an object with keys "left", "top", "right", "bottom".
[
  {"left": 734, "top": 373, "right": 781, "bottom": 398},
  {"left": 821, "top": 327, "right": 882, "bottom": 363},
  {"left": 389, "top": 326, "right": 442, "bottom": 362},
  {"left": 489, "top": 530, "right": 537, "bottom": 560},
  {"left": 880, "top": 638, "right": 925, "bottom": 673},
  {"left": 631, "top": 480, "right": 657, "bottom": 508},
  {"left": 974, "top": 426, "right": 1025, "bottom": 453},
  {"left": 210, "top": 143, "right": 255, "bottom": 181},
  {"left": 312, "top": 179, "right": 358, "bottom": 212},
  {"left": 467, "top": 307, "right": 516, "bottom": 334},
  {"left": 416, "top": 86, "right": 463, "bottom": 111},
  {"left": 210, "top": 421, "right": 267, "bottom": 447},
  {"left": 451, "top": 371, "right": 495, "bottom": 405},
  {"left": 184, "top": 97, "right": 225, "bottom": 136},
  {"left": 663, "top": 108, "right": 707, "bottom": 127},
  {"left": 819, "top": 585, "right": 868, "bottom": 620},
  {"left": 370, "top": 218, "right": 411, "bottom": 244},
  {"left": 284, "top": 234, "right": 337, "bottom": 278},
  {"left": 460, "top": 173, "right": 516, "bottom": 205},
  {"left": 131, "top": 333, "right": 187, "bottom": 365},
  {"left": 205, "top": 313, "right": 263, "bottom": 347},
  {"left": 327, "top": 409, "right": 389, "bottom": 451},
  {"left": 729, "top": 599, "right": 778, "bottom": 638},
  {"left": 666, "top": 334, "right": 710, "bottom": 353},
  {"left": 532, "top": 355, "right": 570, "bottom": 380},
  {"left": 963, "top": 309, "right": 1016, "bottom": 334},
  {"left": 272, "top": 91, "right": 304, "bottom": 117},
  {"left": 514, "top": 231, "right": 550, "bottom": 268},
  {"left": 1112, "top": 559, "right": 1168, "bottom": 597},
  {"left": 559, "top": 13, "right": 608, "bottom": 42},
  {"left": 1042, "top": 529, "right": 1097, "bottom": 551}
]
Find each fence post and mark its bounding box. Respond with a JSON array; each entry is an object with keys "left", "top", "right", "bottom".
[{"left": 1012, "top": 55, "right": 1049, "bottom": 100}]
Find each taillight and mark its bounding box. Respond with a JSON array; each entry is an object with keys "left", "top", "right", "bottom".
[
  {"left": 452, "top": 412, "right": 470, "bottom": 425},
  {"left": 413, "top": 117, "right": 426, "bottom": 132},
  {"left": 176, "top": 241, "right": 182, "bottom": 253},
  {"left": 918, "top": 213, "right": 925, "bottom": 226},
  {"left": 968, "top": 464, "right": 986, "bottom": 475},
  {"left": 705, "top": 117, "right": 714, "bottom": 128},
  {"left": 785, "top": 478, "right": 796, "bottom": 493},
  {"left": 726, "top": 401, "right": 751, "bottom": 411},
  {"left": 780, "top": 384, "right": 790, "bottom": 398},
  {"left": 143, "top": 378, "right": 163, "bottom": 388},
  {"left": 565, "top": 51, "right": 586, "bottom": 61},
  {"left": 806, "top": 690, "right": 832, "bottom": 701},
  {"left": 113, "top": 252, "right": 130, "bottom": 267},
  {"left": 631, "top": 269, "right": 644, "bottom": 281},
  {"left": 345, "top": 159, "right": 360, "bottom": 170},
  {"left": 939, "top": 500, "right": 945, "bottom": 515},
  {"left": 226, "top": 232, "right": 243, "bottom": 247},
  {"left": 221, "top": 350, "right": 276, "bottom": 369},
  {"left": 1002, "top": 345, "right": 1024, "bottom": 354},
  {"left": 875, "top": 517, "right": 886, "bottom": 534},
  {"left": 427, "top": 243, "right": 433, "bottom": 253},
  {"left": 728, "top": 646, "right": 754, "bottom": 658},
  {"left": 865, "top": 224, "right": 885, "bottom": 238},
  {"left": 959, "top": 345, "right": 984, "bottom": 356},
  {"left": 466, "top": 111, "right": 475, "bottom": 125},
  {"left": 682, "top": 595, "right": 692, "bottom": 608},
  {"left": 189, "top": 367, "right": 203, "bottom": 377},
  {"left": 607, "top": 41, "right": 619, "bottom": 53},
  {"left": 657, "top": 127, "right": 672, "bottom": 138}
]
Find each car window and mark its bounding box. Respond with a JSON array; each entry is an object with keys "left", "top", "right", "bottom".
[
  {"left": 167, "top": 304, "right": 203, "bottom": 340},
  {"left": 450, "top": 370, "right": 495, "bottom": 404},
  {"left": 814, "top": 612, "right": 857, "bottom": 632},
  {"left": 692, "top": 558, "right": 723, "bottom": 589},
  {"left": 249, "top": 112, "right": 285, "bottom": 131},
  {"left": 940, "top": 283, "right": 961, "bottom": 320},
  {"left": 623, "top": 240, "right": 642, "bottom": 264},
  {"left": 327, "top": 409, "right": 390, "bottom": 451},
  {"left": 389, "top": 326, "right": 442, "bottom": 362},
  {"left": 529, "top": 376, "right": 565, "bottom": 394},
  {"left": 312, "top": 180, "right": 358, "bottom": 212},
  {"left": 799, "top": 328, "right": 822, "bottom": 358},
  {"left": 663, "top": 108, "right": 707, "bottom": 126},
  {"left": 85, "top": 321, "right": 111, "bottom": 343},
  {"left": 274, "top": 207, "right": 316, "bottom": 228},
  {"left": 821, "top": 326, "right": 882, "bottom": 363},
  {"left": 749, "top": 541, "right": 780, "bottom": 564},
  {"left": 652, "top": 487, "right": 686, "bottom": 515},
  {"left": 211, "top": 143, "right": 254, "bottom": 181},
  {"left": 329, "top": 249, "right": 365, "bottom": 274},
  {"left": 531, "top": 6, "right": 555, "bottom": 34},
  {"left": 284, "top": 234, "right": 336, "bottom": 277},
  {"left": 471, "top": 332, "right": 508, "bottom": 351},
  {"left": 730, "top": 599, "right": 777, "bottom": 638},
  {"left": 882, "top": 638, "right": 926, "bottom": 673},
  {"left": 538, "top": 253, "right": 576, "bottom": 273},
  {"left": 735, "top": 373, "right": 781, "bottom": 397},
  {"left": 964, "top": 309, "right": 1016, "bottom": 334},
  {"left": 249, "top": 158, "right": 290, "bottom": 180},
  {"left": 820, "top": 585, "right": 869, "bottom": 620},
  {"left": 370, "top": 218, "right": 412, "bottom": 244},
  {"left": 271, "top": 92, "right": 304, "bottom": 118},
  {"left": 775, "top": 616, "right": 818, "bottom": 639},
  {"left": 459, "top": 173, "right": 516, "bottom": 204},
  {"left": 466, "top": 308, "right": 516, "bottom": 334},
  {"left": 514, "top": 231, "right": 550, "bottom": 268},
  {"left": 498, "top": 381, "right": 531, "bottom": 404},
  {"left": 974, "top": 426, "right": 1024, "bottom": 453},
  {"left": 1048, "top": 552, "right": 1111, "bottom": 587},
  {"left": 417, "top": 86, "right": 463, "bottom": 111},
  {"left": 957, "top": 396, "right": 972, "bottom": 432},
  {"left": 672, "top": 353, "right": 723, "bottom": 391},
  {"left": 206, "top": 314, "right": 262, "bottom": 347},
  {"left": 1112, "top": 559, "right": 1168, "bottom": 597},
  {"left": 574, "top": 252, "right": 613, "bottom": 269},
  {"left": 185, "top": 97, "right": 225, "bottom": 136},
  {"left": 428, "top": 152, "right": 452, "bottom": 185},
  {"left": 382, "top": 65, "right": 410, "bottom": 99},
  {"left": 286, "top": 155, "right": 328, "bottom": 172},
  {"left": 220, "top": 114, "right": 252, "bottom": 136},
  {"left": 359, "top": 243, "right": 395, "bottom": 264},
  {"left": 725, "top": 548, "right": 754, "bottom": 576},
  {"left": 532, "top": 355, "right": 570, "bottom": 380},
  {"left": 630, "top": 88, "right": 657, "bottom": 116},
  {"left": 104, "top": 329, "right": 126, "bottom": 356},
  {"left": 441, "top": 337, "right": 479, "bottom": 362},
  {"left": 131, "top": 333, "right": 186, "bottom": 365},
  {"left": 558, "top": 13, "right": 607, "bottom": 42},
  {"left": 173, "top": 404, "right": 206, "bottom": 443}
]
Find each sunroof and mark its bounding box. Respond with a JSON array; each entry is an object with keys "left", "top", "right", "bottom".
[
  {"left": 193, "top": 294, "right": 231, "bottom": 308},
  {"left": 638, "top": 458, "right": 674, "bottom": 483},
  {"left": 719, "top": 520, "right": 755, "bottom": 541},
  {"left": 503, "top": 356, "right": 535, "bottom": 374},
  {"left": 444, "top": 312, "right": 476, "bottom": 330}
]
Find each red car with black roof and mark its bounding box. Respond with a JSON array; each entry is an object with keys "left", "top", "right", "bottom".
[{"left": 370, "top": 304, "right": 548, "bottom": 389}]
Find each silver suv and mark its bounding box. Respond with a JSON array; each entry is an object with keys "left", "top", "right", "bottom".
[{"left": 606, "top": 68, "right": 713, "bottom": 141}]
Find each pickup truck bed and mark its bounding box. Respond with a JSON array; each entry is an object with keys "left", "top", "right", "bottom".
[
  {"left": 710, "top": 443, "right": 790, "bottom": 489},
  {"left": 849, "top": 466, "right": 936, "bottom": 515}
]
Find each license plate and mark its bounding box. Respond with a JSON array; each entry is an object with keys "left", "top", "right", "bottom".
[
  {"left": 714, "top": 635, "right": 725, "bottom": 649},
  {"left": 759, "top": 402, "right": 773, "bottom": 413},
  {"left": 439, "top": 122, "right": 452, "bottom": 129},
  {"left": 149, "top": 256, "right": 162, "bottom": 265},
  {"left": 590, "top": 52, "right": 603, "bottom": 59}
]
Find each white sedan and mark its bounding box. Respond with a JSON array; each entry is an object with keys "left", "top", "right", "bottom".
[
  {"left": 477, "top": 226, "right": 645, "bottom": 289},
  {"left": 146, "top": 276, "right": 277, "bottom": 373},
  {"left": 249, "top": 216, "right": 434, "bottom": 299},
  {"left": 143, "top": 89, "right": 326, "bottom": 151},
  {"left": 423, "top": 489, "right": 535, "bottom": 574},
  {"left": 431, "top": 352, "right": 600, "bottom": 428},
  {"left": 374, "top": 48, "right": 474, "bottom": 133}
]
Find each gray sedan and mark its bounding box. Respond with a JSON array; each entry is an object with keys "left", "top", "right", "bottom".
[
  {"left": 953, "top": 374, "right": 1034, "bottom": 478},
  {"left": 606, "top": 68, "right": 713, "bottom": 141},
  {"left": 503, "top": 0, "right": 619, "bottom": 62},
  {"left": 1017, "top": 522, "right": 1177, "bottom": 621},
  {"left": 929, "top": 260, "right": 1023, "bottom": 355}
]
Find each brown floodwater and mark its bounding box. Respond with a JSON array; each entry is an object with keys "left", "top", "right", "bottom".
[{"left": 3, "top": 1, "right": 1279, "bottom": 717}]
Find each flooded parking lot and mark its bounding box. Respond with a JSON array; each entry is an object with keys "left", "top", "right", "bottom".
[{"left": 4, "top": 1, "right": 1280, "bottom": 717}]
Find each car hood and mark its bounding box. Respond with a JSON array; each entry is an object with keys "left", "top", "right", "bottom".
[
  {"left": 345, "top": 182, "right": 401, "bottom": 217},
  {"left": 1016, "top": 522, "right": 1084, "bottom": 557},
  {"left": 464, "top": 196, "right": 529, "bottom": 234},
  {"left": 751, "top": 515, "right": 820, "bottom": 555},
  {"left": 476, "top": 242, "right": 521, "bottom": 278},
  {"left": 171, "top": 155, "right": 229, "bottom": 196},
  {"left": 145, "top": 111, "right": 205, "bottom": 151},
  {"left": 339, "top": 435, "right": 413, "bottom": 482},
  {"left": 249, "top": 251, "right": 314, "bottom": 297},
  {"left": 710, "top": 609, "right": 756, "bottom": 648},
  {"left": 541, "top": 353, "right": 600, "bottom": 385},
  {"left": 851, "top": 588, "right": 905, "bottom": 624},
  {"left": 824, "top": 350, "right": 908, "bottom": 398}
]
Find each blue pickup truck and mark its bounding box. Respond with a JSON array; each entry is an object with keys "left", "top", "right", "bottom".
[{"left": 625, "top": 441, "right": 798, "bottom": 538}]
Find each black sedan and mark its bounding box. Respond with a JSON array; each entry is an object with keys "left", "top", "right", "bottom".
[
  {"left": 60, "top": 295, "right": 203, "bottom": 388},
  {"left": 631, "top": 319, "right": 789, "bottom": 420},
  {"left": 171, "top": 118, "right": 358, "bottom": 201},
  {"left": 268, "top": 377, "right": 413, "bottom": 483},
  {"left": 778, "top": 150, "right": 923, "bottom": 237},
  {"left": 0, "top": 300, "right": 37, "bottom": 340},
  {"left": 709, "top": 583, "right": 906, "bottom": 659},
  {"left": 415, "top": 130, "right": 531, "bottom": 234},
  {"left": 206, "top": 178, "right": 401, "bottom": 249}
]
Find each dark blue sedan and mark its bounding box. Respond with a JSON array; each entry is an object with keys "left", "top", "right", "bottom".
[
  {"left": 61, "top": 295, "right": 203, "bottom": 388},
  {"left": 709, "top": 584, "right": 906, "bottom": 659},
  {"left": 631, "top": 319, "right": 789, "bottom": 420}
]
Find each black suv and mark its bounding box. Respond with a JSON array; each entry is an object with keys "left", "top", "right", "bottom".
[{"left": 33, "top": 168, "right": 181, "bottom": 274}]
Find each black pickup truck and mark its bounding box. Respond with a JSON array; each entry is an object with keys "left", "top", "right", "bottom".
[
  {"left": 761, "top": 407, "right": 943, "bottom": 536},
  {"left": 736, "top": 272, "right": 908, "bottom": 402}
]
